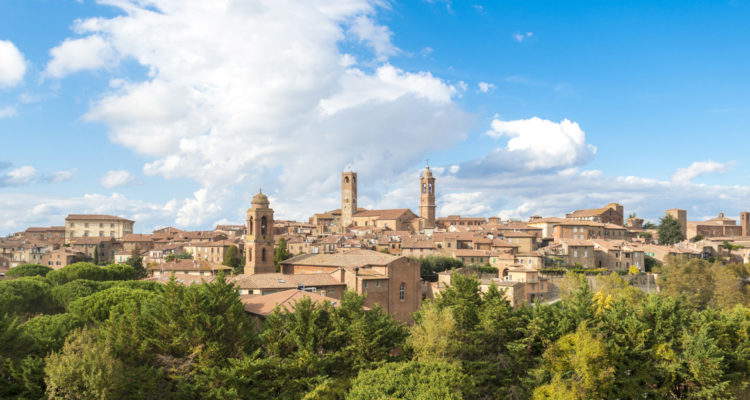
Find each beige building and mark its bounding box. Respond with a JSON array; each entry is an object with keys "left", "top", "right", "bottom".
[
  {"left": 566, "top": 203, "right": 624, "bottom": 226},
  {"left": 419, "top": 166, "right": 436, "bottom": 229},
  {"left": 245, "top": 192, "right": 275, "bottom": 274},
  {"left": 148, "top": 259, "right": 231, "bottom": 277},
  {"left": 64, "top": 214, "right": 134, "bottom": 243},
  {"left": 686, "top": 212, "right": 745, "bottom": 239},
  {"left": 184, "top": 240, "right": 236, "bottom": 264}
]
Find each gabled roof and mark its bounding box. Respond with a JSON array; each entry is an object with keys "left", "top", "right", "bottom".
[
  {"left": 230, "top": 273, "right": 346, "bottom": 289},
  {"left": 241, "top": 289, "right": 345, "bottom": 316},
  {"left": 353, "top": 208, "right": 417, "bottom": 220},
  {"left": 65, "top": 214, "right": 134, "bottom": 222},
  {"left": 281, "top": 249, "right": 401, "bottom": 268}
]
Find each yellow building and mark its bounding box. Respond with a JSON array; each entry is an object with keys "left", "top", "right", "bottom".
[{"left": 64, "top": 214, "right": 134, "bottom": 243}]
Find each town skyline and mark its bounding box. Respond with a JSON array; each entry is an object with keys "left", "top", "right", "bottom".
[{"left": 3, "top": 0, "right": 750, "bottom": 234}]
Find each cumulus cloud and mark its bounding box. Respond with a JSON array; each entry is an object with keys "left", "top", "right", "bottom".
[
  {"left": 101, "top": 170, "right": 135, "bottom": 188},
  {"left": 42, "top": 0, "right": 471, "bottom": 226},
  {"left": 0, "top": 40, "right": 26, "bottom": 88},
  {"left": 460, "top": 117, "right": 596, "bottom": 175},
  {"left": 45, "top": 35, "right": 118, "bottom": 78},
  {"left": 671, "top": 161, "right": 729, "bottom": 184},
  {"left": 477, "top": 81, "right": 495, "bottom": 93},
  {"left": 349, "top": 15, "right": 399, "bottom": 60},
  {"left": 513, "top": 32, "right": 533, "bottom": 42}
]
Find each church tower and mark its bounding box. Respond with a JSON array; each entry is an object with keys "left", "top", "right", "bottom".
[
  {"left": 244, "top": 191, "right": 275, "bottom": 274},
  {"left": 341, "top": 171, "right": 357, "bottom": 228},
  {"left": 419, "top": 166, "right": 436, "bottom": 228}
]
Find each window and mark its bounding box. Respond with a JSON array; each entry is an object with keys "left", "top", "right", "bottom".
[
  {"left": 573, "top": 249, "right": 579, "bottom": 258},
  {"left": 84, "top": 231, "right": 89, "bottom": 237},
  {"left": 248, "top": 217, "right": 253, "bottom": 235},
  {"left": 99, "top": 223, "right": 103, "bottom": 228},
  {"left": 110, "top": 223, "right": 114, "bottom": 228},
  {"left": 363, "top": 281, "right": 368, "bottom": 289},
  {"left": 260, "top": 216, "right": 268, "bottom": 236},
  {"left": 84, "top": 223, "right": 89, "bottom": 228},
  {"left": 261, "top": 247, "right": 266, "bottom": 262},
  {"left": 99, "top": 231, "right": 103, "bottom": 237},
  {"left": 399, "top": 283, "right": 406, "bottom": 300}
]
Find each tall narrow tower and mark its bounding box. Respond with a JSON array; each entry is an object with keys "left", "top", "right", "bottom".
[
  {"left": 244, "top": 191, "right": 275, "bottom": 274},
  {"left": 341, "top": 171, "right": 357, "bottom": 228},
  {"left": 420, "top": 166, "right": 436, "bottom": 228}
]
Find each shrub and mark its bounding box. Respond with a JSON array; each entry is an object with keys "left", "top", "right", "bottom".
[
  {"left": 0, "top": 277, "right": 58, "bottom": 315},
  {"left": 46, "top": 263, "right": 137, "bottom": 286},
  {"left": 68, "top": 286, "right": 158, "bottom": 323},
  {"left": 6, "top": 264, "right": 53, "bottom": 278},
  {"left": 22, "top": 313, "right": 82, "bottom": 354}
]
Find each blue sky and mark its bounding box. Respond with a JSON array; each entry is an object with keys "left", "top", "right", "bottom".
[{"left": 1, "top": 0, "right": 749, "bottom": 234}]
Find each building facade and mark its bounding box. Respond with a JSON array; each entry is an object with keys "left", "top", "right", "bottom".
[{"left": 244, "top": 192, "right": 276, "bottom": 274}]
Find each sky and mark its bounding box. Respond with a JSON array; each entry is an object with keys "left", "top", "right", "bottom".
[{"left": 1, "top": 0, "right": 750, "bottom": 234}]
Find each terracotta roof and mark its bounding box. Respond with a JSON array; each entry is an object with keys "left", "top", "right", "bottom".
[
  {"left": 401, "top": 240, "right": 436, "bottom": 249},
  {"left": 122, "top": 233, "right": 154, "bottom": 242},
  {"left": 241, "top": 289, "right": 344, "bottom": 316},
  {"left": 65, "top": 214, "right": 134, "bottom": 222},
  {"left": 230, "top": 273, "right": 346, "bottom": 290},
  {"left": 281, "top": 249, "right": 401, "bottom": 268},
  {"left": 353, "top": 208, "right": 415, "bottom": 220},
  {"left": 567, "top": 207, "right": 610, "bottom": 218},
  {"left": 25, "top": 226, "right": 65, "bottom": 232},
  {"left": 491, "top": 239, "right": 517, "bottom": 248},
  {"left": 147, "top": 259, "right": 231, "bottom": 272}
]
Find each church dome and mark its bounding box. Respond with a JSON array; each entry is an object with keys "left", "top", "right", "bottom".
[{"left": 252, "top": 191, "right": 269, "bottom": 205}]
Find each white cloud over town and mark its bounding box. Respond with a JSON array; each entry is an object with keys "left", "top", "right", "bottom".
[
  {"left": 671, "top": 160, "right": 729, "bottom": 184},
  {"left": 45, "top": 35, "right": 118, "bottom": 78}
]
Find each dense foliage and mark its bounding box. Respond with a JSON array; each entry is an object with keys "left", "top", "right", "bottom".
[
  {"left": 411, "top": 255, "right": 464, "bottom": 280},
  {"left": 6, "top": 264, "right": 53, "bottom": 278},
  {"left": 658, "top": 214, "right": 687, "bottom": 245},
  {"left": 1, "top": 256, "right": 750, "bottom": 399}
]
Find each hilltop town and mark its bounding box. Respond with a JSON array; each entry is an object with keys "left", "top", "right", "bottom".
[{"left": 2, "top": 166, "right": 747, "bottom": 322}]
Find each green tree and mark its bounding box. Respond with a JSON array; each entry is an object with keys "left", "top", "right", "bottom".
[
  {"left": 45, "top": 329, "right": 128, "bottom": 400},
  {"left": 223, "top": 245, "right": 242, "bottom": 274},
  {"left": 0, "top": 276, "right": 58, "bottom": 315},
  {"left": 126, "top": 246, "right": 146, "bottom": 278},
  {"left": 410, "top": 256, "right": 463, "bottom": 280},
  {"left": 658, "top": 214, "right": 686, "bottom": 245},
  {"left": 720, "top": 240, "right": 744, "bottom": 263},
  {"left": 532, "top": 323, "right": 615, "bottom": 400},
  {"left": 6, "top": 263, "right": 52, "bottom": 278},
  {"left": 274, "top": 238, "right": 291, "bottom": 269},
  {"left": 346, "top": 361, "right": 471, "bottom": 400},
  {"left": 68, "top": 286, "right": 158, "bottom": 323},
  {"left": 22, "top": 313, "right": 83, "bottom": 354}
]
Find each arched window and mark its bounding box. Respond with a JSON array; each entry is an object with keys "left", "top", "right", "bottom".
[
  {"left": 502, "top": 268, "right": 509, "bottom": 279},
  {"left": 428, "top": 183, "right": 433, "bottom": 194},
  {"left": 345, "top": 176, "right": 350, "bottom": 184},
  {"left": 248, "top": 217, "right": 253, "bottom": 235},
  {"left": 422, "top": 183, "right": 427, "bottom": 193},
  {"left": 261, "top": 248, "right": 267, "bottom": 262},
  {"left": 260, "top": 216, "right": 267, "bottom": 236},
  {"left": 399, "top": 282, "right": 406, "bottom": 300}
]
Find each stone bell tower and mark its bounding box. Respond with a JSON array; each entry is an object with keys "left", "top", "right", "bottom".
[
  {"left": 420, "top": 165, "right": 436, "bottom": 229},
  {"left": 244, "top": 191, "right": 275, "bottom": 274},
  {"left": 341, "top": 171, "right": 357, "bottom": 228}
]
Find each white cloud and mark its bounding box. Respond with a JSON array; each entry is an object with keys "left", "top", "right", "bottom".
[
  {"left": 671, "top": 161, "right": 729, "bottom": 184},
  {"left": 0, "top": 40, "right": 26, "bottom": 88},
  {"left": 45, "top": 35, "right": 118, "bottom": 78},
  {"left": 43, "top": 0, "right": 470, "bottom": 227},
  {"left": 4, "top": 166, "right": 37, "bottom": 185},
  {"left": 0, "top": 106, "right": 17, "bottom": 118},
  {"left": 513, "top": 32, "right": 534, "bottom": 42},
  {"left": 101, "top": 170, "right": 135, "bottom": 188},
  {"left": 349, "top": 15, "right": 399, "bottom": 60},
  {"left": 440, "top": 192, "right": 492, "bottom": 216},
  {"left": 465, "top": 117, "right": 596, "bottom": 173},
  {"left": 477, "top": 81, "right": 495, "bottom": 93},
  {"left": 47, "top": 170, "right": 75, "bottom": 183}
]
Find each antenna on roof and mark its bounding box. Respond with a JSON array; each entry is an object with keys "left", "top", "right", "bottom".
[{"left": 259, "top": 187, "right": 263, "bottom": 194}]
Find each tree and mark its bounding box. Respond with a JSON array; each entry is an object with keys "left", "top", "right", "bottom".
[
  {"left": 68, "top": 286, "right": 158, "bottom": 323},
  {"left": 223, "top": 245, "right": 242, "bottom": 274},
  {"left": 532, "top": 323, "right": 615, "bottom": 400},
  {"left": 126, "top": 246, "right": 146, "bottom": 278},
  {"left": 347, "top": 361, "right": 471, "bottom": 400},
  {"left": 274, "top": 238, "right": 291, "bottom": 269},
  {"left": 44, "top": 329, "right": 128, "bottom": 400},
  {"left": 0, "top": 276, "right": 58, "bottom": 315},
  {"left": 410, "top": 256, "right": 463, "bottom": 280},
  {"left": 658, "top": 214, "right": 686, "bottom": 245},
  {"left": 165, "top": 252, "right": 192, "bottom": 262},
  {"left": 6, "top": 264, "right": 52, "bottom": 278},
  {"left": 22, "top": 313, "right": 83, "bottom": 354},
  {"left": 408, "top": 301, "right": 459, "bottom": 361}
]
